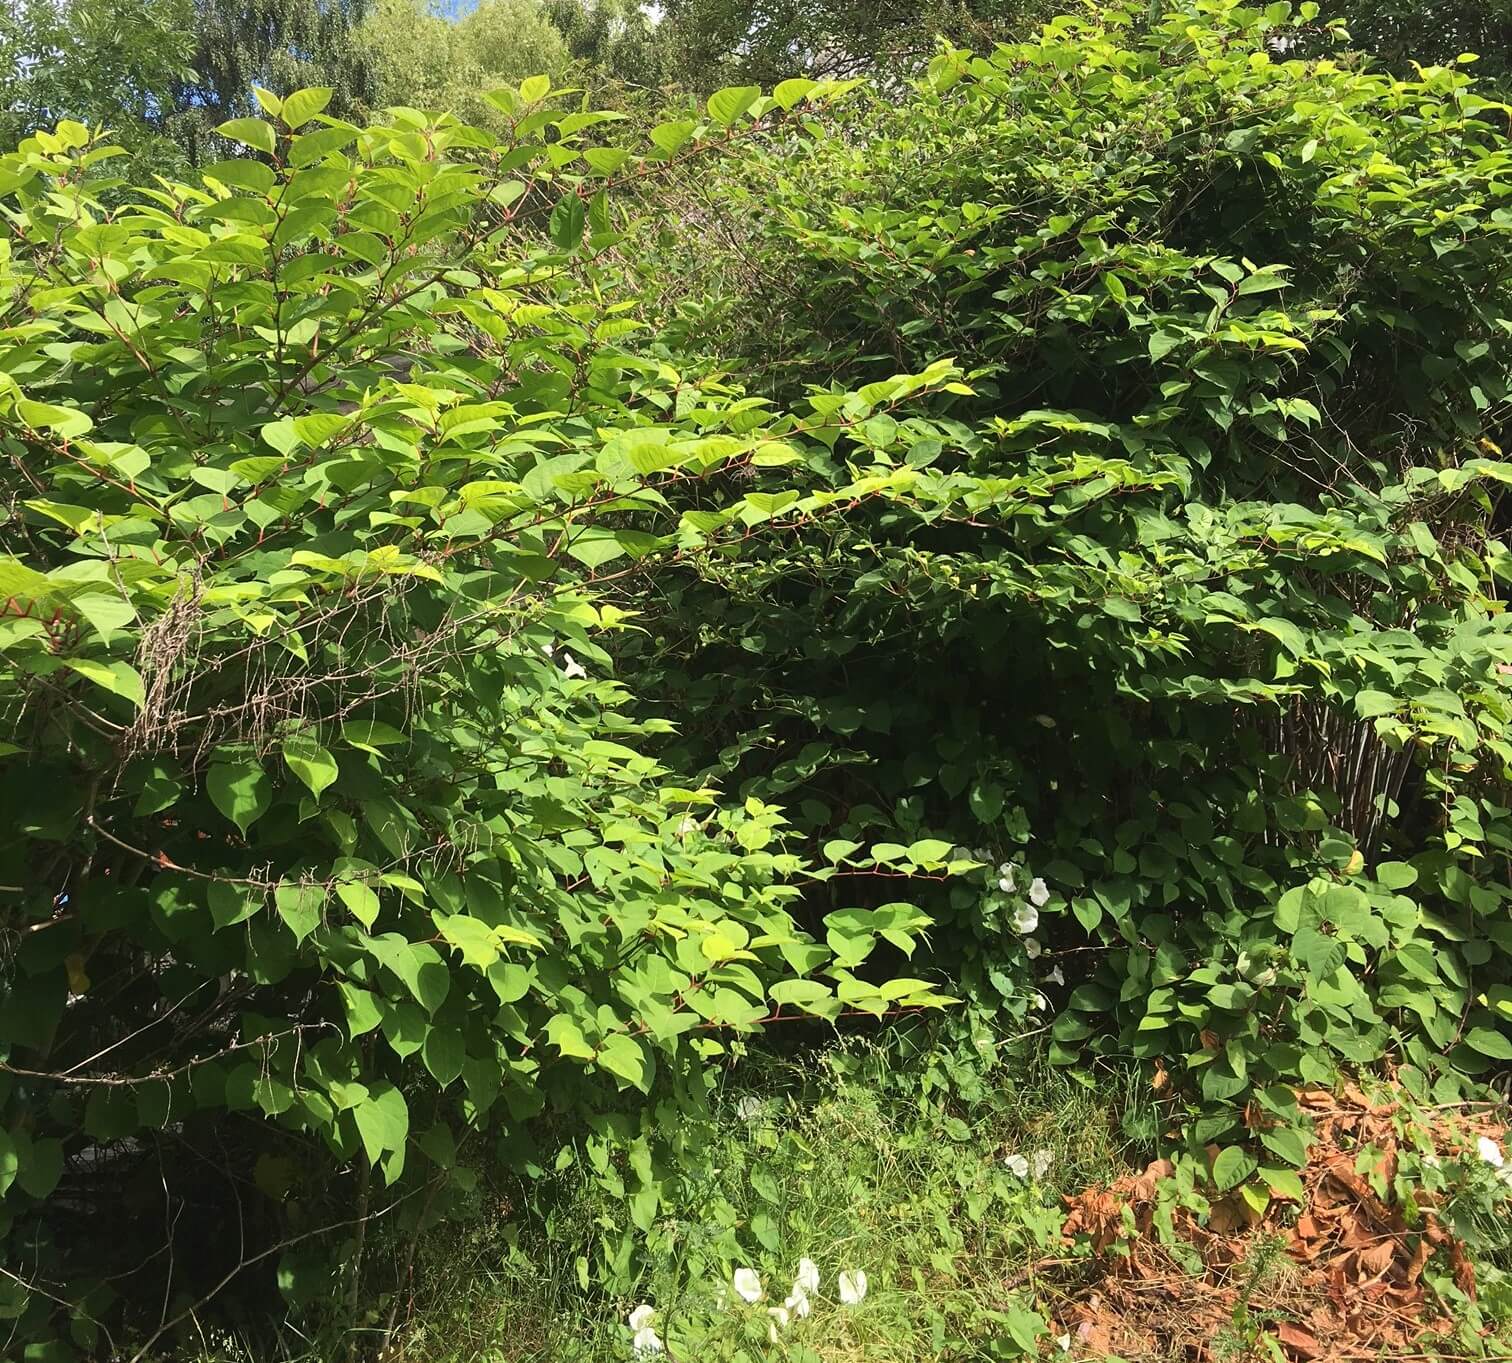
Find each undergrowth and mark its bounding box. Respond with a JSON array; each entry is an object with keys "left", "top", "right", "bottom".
[
  {"left": 388, "top": 1043, "right": 1147, "bottom": 1363},
  {"left": 167, "top": 1039, "right": 1147, "bottom": 1363},
  {"left": 167, "top": 1041, "right": 1512, "bottom": 1363}
]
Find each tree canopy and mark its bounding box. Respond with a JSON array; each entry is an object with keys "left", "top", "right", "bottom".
[{"left": 355, "top": 0, "right": 571, "bottom": 124}]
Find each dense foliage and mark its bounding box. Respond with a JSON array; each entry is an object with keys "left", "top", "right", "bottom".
[
  {"left": 3, "top": 0, "right": 1512, "bottom": 1355},
  {"left": 629, "top": 0, "right": 1512, "bottom": 1137},
  {"left": 0, "top": 80, "right": 955, "bottom": 1352}
]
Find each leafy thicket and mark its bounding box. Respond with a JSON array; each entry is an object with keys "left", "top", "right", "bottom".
[
  {"left": 624, "top": 0, "right": 1512, "bottom": 1160},
  {"left": 0, "top": 80, "right": 957, "bottom": 1353},
  {"left": 5, "top": 0, "right": 1512, "bottom": 1354}
]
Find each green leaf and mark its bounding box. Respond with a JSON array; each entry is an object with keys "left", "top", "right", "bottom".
[
  {"left": 209, "top": 880, "right": 262, "bottom": 929},
  {"left": 999, "top": 1302, "right": 1047, "bottom": 1353},
  {"left": 66, "top": 658, "right": 144, "bottom": 709},
  {"left": 343, "top": 719, "right": 407, "bottom": 754},
  {"left": 1375, "top": 861, "right": 1417, "bottom": 890},
  {"left": 280, "top": 87, "right": 333, "bottom": 129},
  {"left": 73, "top": 594, "right": 136, "bottom": 642},
  {"left": 545, "top": 1013, "right": 594, "bottom": 1060},
  {"left": 337, "top": 880, "right": 380, "bottom": 929},
  {"left": 434, "top": 912, "right": 501, "bottom": 967},
  {"left": 1211, "top": 1146, "right": 1257, "bottom": 1192},
  {"left": 16, "top": 1137, "right": 63, "bottom": 1200},
  {"left": 352, "top": 1082, "right": 409, "bottom": 1163},
  {"left": 339, "top": 983, "right": 383, "bottom": 1038},
  {"left": 275, "top": 881, "right": 324, "bottom": 943},
  {"left": 282, "top": 733, "right": 338, "bottom": 798},
  {"left": 520, "top": 74, "right": 551, "bottom": 102},
  {"left": 0, "top": 1130, "right": 15, "bottom": 1196},
  {"left": 1258, "top": 1125, "right": 1309, "bottom": 1167},
  {"left": 1072, "top": 897, "right": 1104, "bottom": 933},
  {"left": 649, "top": 119, "right": 695, "bottom": 154},
  {"left": 203, "top": 158, "right": 276, "bottom": 194},
  {"left": 968, "top": 780, "right": 1004, "bottom": 823},
  {"left": 218, "top": 117, "right": 277, "bottom": 155},
  {"left": 773, "top": 78, "right": 817, "bottom": 109},
  {"left": 1292, "top": 925, "right": 1345, "bottom": 980},
  {"left": 549, "top": 194, "right": 586, "bottom": 250},
  {"left": 380, "top": 1002, "right": 424, "bottom": 1059},
  {"left": 707, "top": 85, "right": 760, "bottom": 126},
  {"left": 1149, "top": 329, "right": 1182, "bottom": 361},
  {"left": 1261, "top": 1166, "right": 1306, "bottom": 1203},
  {"left": 367, "top": 937, "right": 449, "bottom": 1014},
  {"left": 768, "top": 979, "right": 840, "bottom": 1018},
  {"left": 1463, "top": 1026, "right": 1512, "bottom": 1060},
  {"left": 208, "top": 758, "right": 272, "bottom": 835},
  {"left": 1254, "top": 616, "right": 1306, "bottom": 658},
  {"left": 16, "top": 398, "right": 92, "bottom": 438},
  {"left": 906, "top": 837, "right": 954, "bottom": 864},
  {"left": 422, "top": 1027, "right": 465, "bottom": 1087},
  {"left": 597, "top": 1033, "right": 650, "bottom": 1092},
  {"left": 1354, "top": 689, "right": 1398, "bottom": 718}
]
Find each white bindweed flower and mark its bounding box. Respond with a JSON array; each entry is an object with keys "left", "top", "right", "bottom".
[
  {"left": 838, "top": 1269, "right": 868, "bottom": 1305},
  {"left": 560, "top": 651, "right": 587, "bottom": 680},
  {"left": 766, "top": 1305, "right": 791, "bottom": 1340},
  {"left": 794, "top": 1257, "right": 820, "bottom": 1295},
  {"left": 1056, "top": 1333, "right": 1072, "bottom": 1353},
  {"left": 1024, "top": 936, "right": 1043, "bottom": 959},
  {"left": 997, "top": 863, "right": 1016, "bottom": 892},
  {"left": 1046, "top": 964, "right": 1065, "bottom": 986},
  {"left": 735, "top": 1095, "right": 763, "bottom": 1124},
  {"left": 1478, "top": 1136, "right": 1505, "bottom": 1169},
  {"left": 733, "top": 1267, "right": 763, "bottom": 1303},
  {"left": 1028, "top": 877, "right": 1050, "bottom": 907},
  {"left": 628, "top": 1304, "right": 662, "bottom": 1355},
  {"left": 1031, "top": 1148, "right": 1053, "bottom": 1180},
  {"left": 1004, "top": 1152, "right": 1030, "bottom": 1179},
  {"left": 1032, "top": 991, "right": 1048, "bottom": 1012},
  {"left": 1012, "top": 904, "right": 1039, "bottom": 935},
  {"left": 1254, "top": 966, "right": 1278, "bottom": 988},
  {"left": 676, "top": 814, "right": 697, "bottom": 837},
  {"left": 784, "top": 1287, "right": 811, "bottom": 1319}
]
